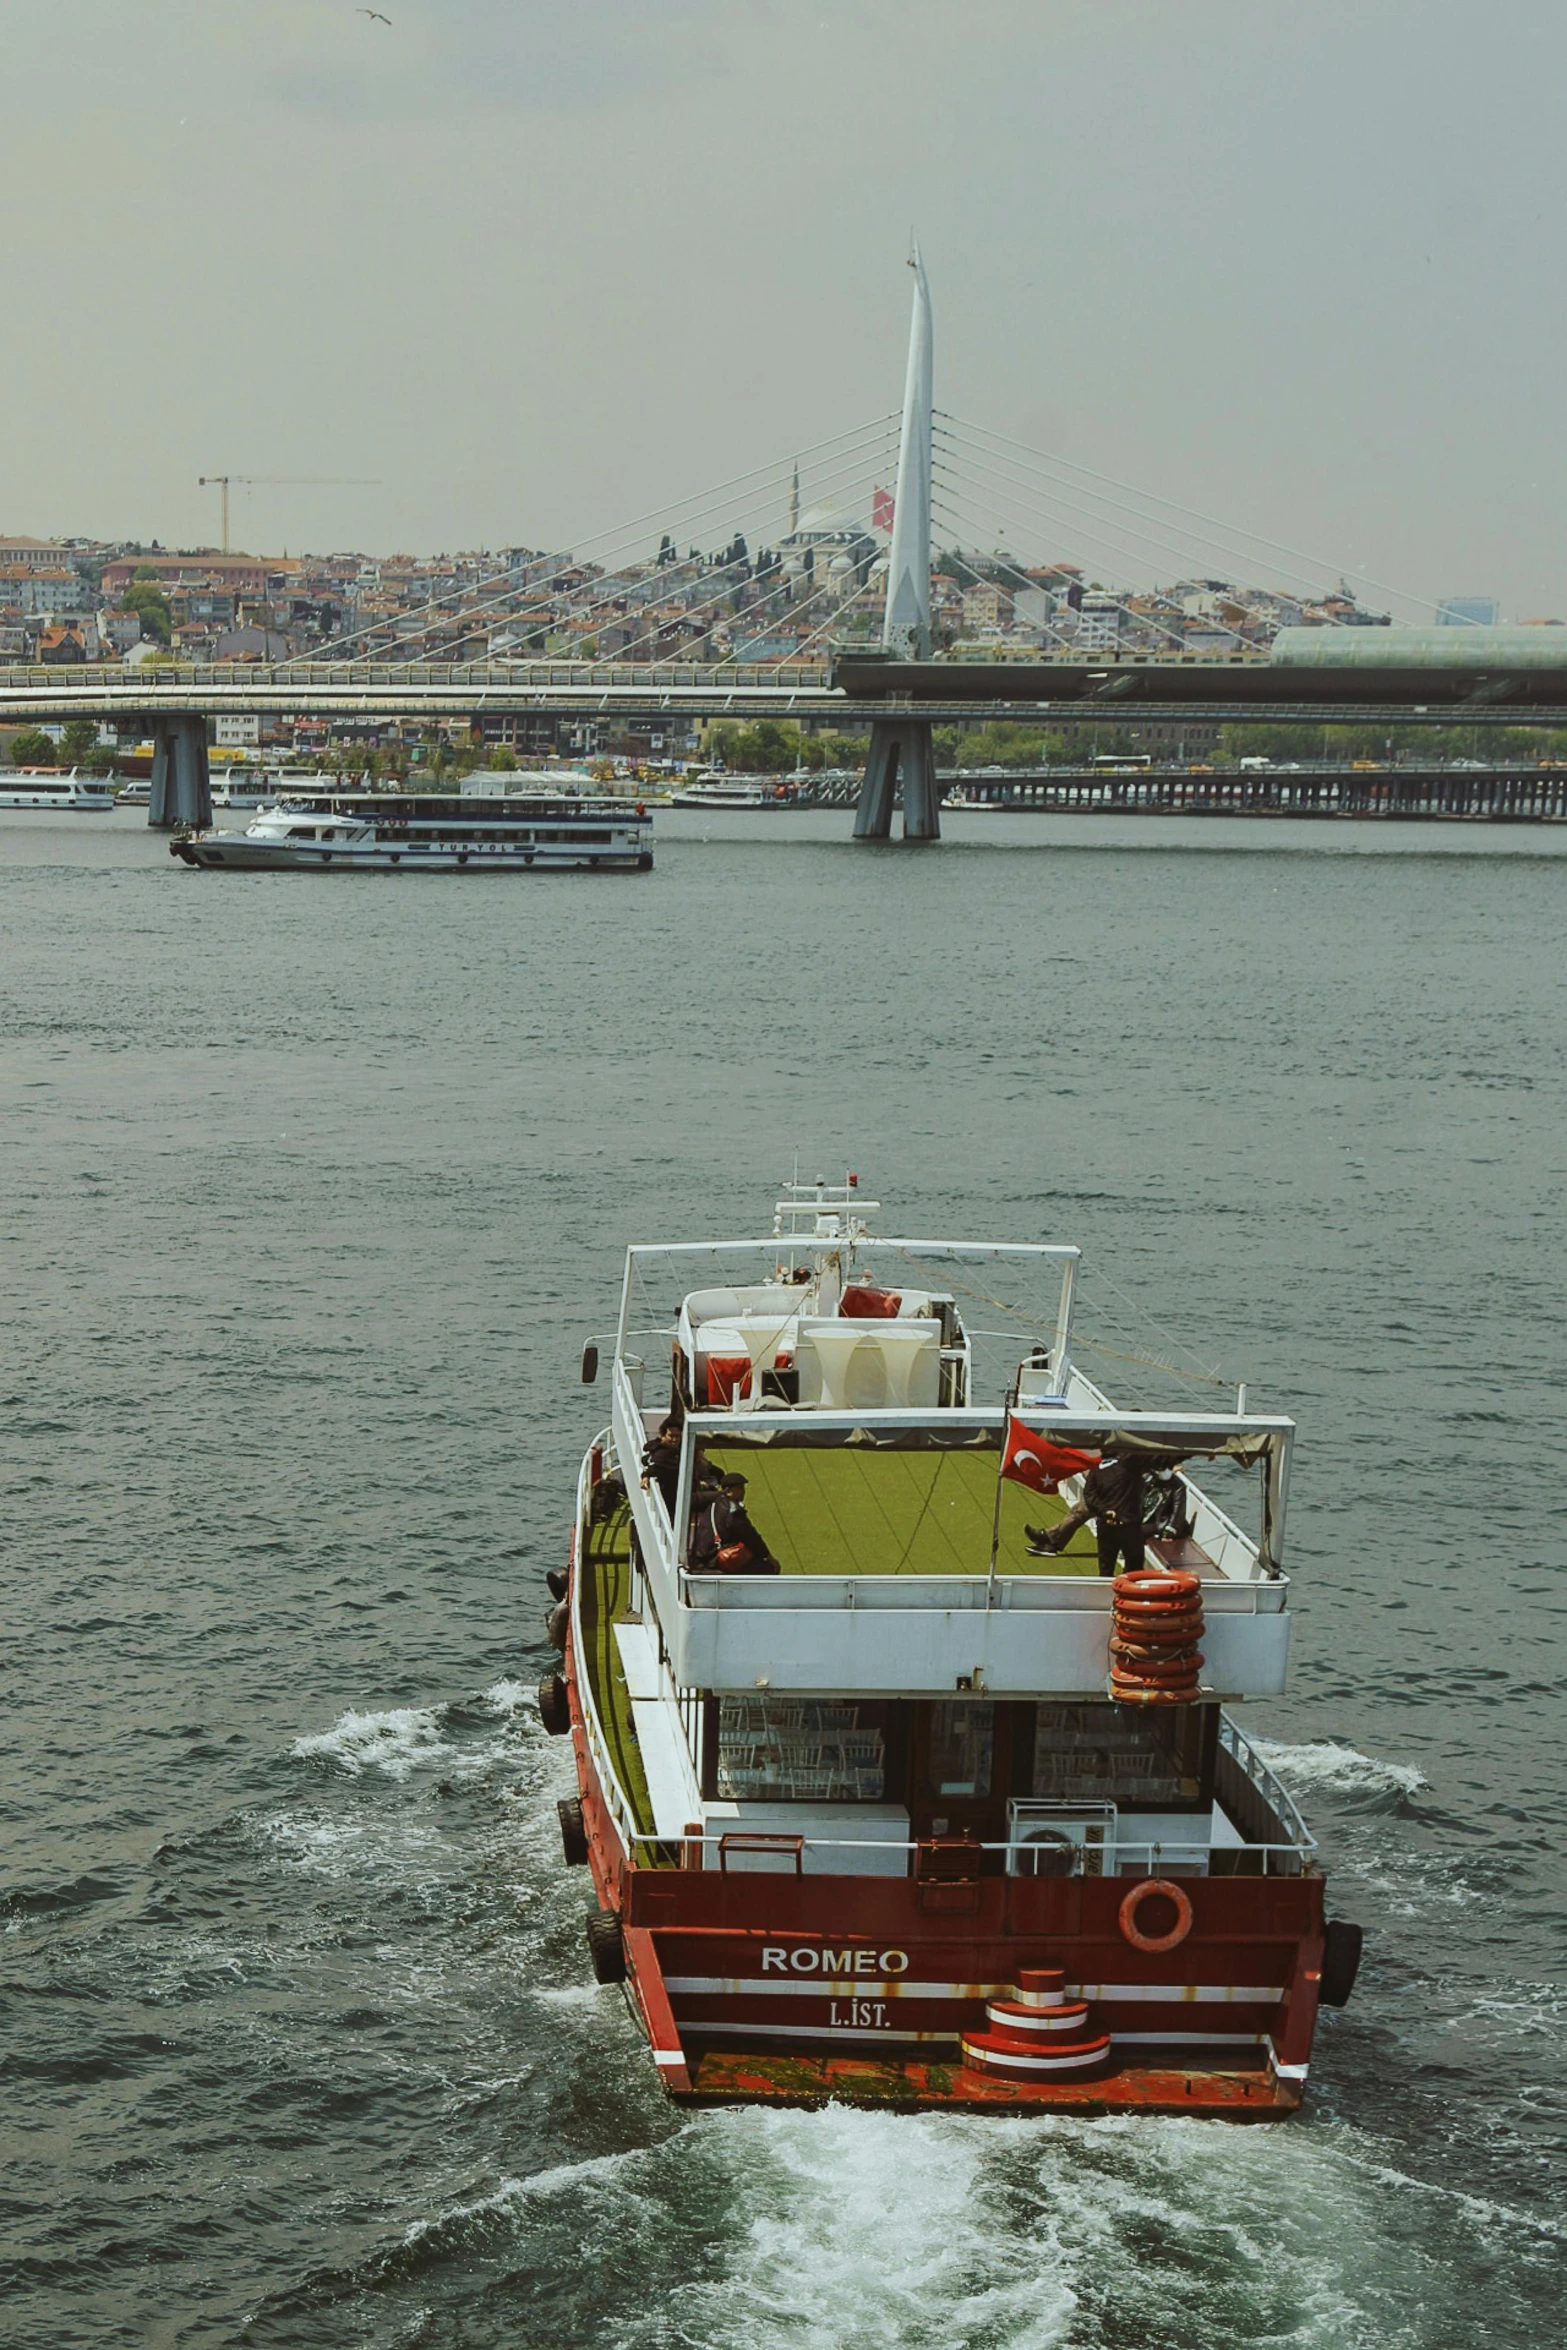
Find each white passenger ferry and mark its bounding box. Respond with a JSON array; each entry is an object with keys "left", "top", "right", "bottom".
[
  {"left": 547, "top": 1178, "right": 1363, "bottom": 2114},
  {"left": 0, "top": 769, "right": 114, "bottom": 812},
  {"left": 170, "top": 788, "right": 654, "bottom": 872},
  {"left": 669, "top": 774, "right": 800, "bottom": 809},
  {"left": 210, "top": 767, "right": 333, "bottom": 810}
]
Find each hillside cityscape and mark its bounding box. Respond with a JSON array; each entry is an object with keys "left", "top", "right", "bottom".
[{"left": 0, "top": 512, "right": 1529, "bottom": 776}]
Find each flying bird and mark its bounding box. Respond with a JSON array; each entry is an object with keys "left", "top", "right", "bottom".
[{"left": 358, "top": 8, "right": 392, "bottom": 21}]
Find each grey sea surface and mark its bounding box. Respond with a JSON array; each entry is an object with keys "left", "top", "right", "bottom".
[{"left": 3, "top": 807, "right": 1564, "bottom": 2348}]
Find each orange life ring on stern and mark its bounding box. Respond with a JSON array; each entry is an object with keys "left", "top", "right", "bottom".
[{"left": 1118, "top": 1877, "right": 1194, "bottom": 1954}]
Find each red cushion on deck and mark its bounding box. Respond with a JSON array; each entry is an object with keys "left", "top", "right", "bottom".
[
  {"left": 705, "top": 1355, "right": 752, "bottom": 1405},
  {"left": 840, "top": 1284, "right": 902, "bottom": 1319}
]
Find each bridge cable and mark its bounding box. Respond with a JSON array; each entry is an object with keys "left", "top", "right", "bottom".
[
  {"left": 939, "top": 419, "right": 1343, "bottom": 609},
  {"left": 483, "top": 434, "right": 895, "bottom": 674},
  {"left": 544, "top": 429, "right": 900, "bottom": 659},
  {"left": 287, "top": 416, "right": 898, "bottom": 668},
  {"left": 932, "top": 482, "right": 1253, "bottom": 655},
  {"left": 930, "top": 481, "right": 1258, "bottom": 656},
  {"left": 935, "top": 432, "right": 1318, "bottom": 633},
  {"left": 941, "top": 411, "right": 1439, "bottom": 622}
]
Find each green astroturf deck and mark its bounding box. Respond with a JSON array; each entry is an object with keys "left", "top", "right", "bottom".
[
  {"left": 576, "top": 1503, "right": 657, "bottom": 1838},
  {"left": 700, "top": 1445, "right": 1100, "bottom": 1578}
]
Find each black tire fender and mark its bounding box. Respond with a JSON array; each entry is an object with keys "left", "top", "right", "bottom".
[
  {"left": 1320, "top": 1918, "right": 1364, "bottom": 2008},
  {"left": 537, "top": 1672, "right": 571, "bottom": 1736},
  {"left": 558, "top": 1796, "right": 588, "bottom": 1866},
  {"left": 586, "top": 1908, "right": 626, "bottom": 1984},
  {"left": 546, "top": 1599, "right": 569, "bottom": 1652}
]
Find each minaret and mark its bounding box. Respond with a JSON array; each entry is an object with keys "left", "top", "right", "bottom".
[
  {"left": 789, "top": 459, "right": 801, "bottom": 536},
  {"left": 882, "top": 243, "right": 933, "bottom": 658}
]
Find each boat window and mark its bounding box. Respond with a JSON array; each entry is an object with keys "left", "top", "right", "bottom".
[
  {"left": 927, "top": 1701, "right": 994, "bottom": 1798},
  {"left": 287, "top": 826, "right": 317, "bottom": 839},
  {"left": 716, "top": 1697, "right": 887, "bottom": 1802},
  {"left": 1031, "top": 1702, "right": 1201, "bottom": 1807}
]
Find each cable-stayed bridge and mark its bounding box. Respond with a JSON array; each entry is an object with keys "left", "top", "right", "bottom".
[{"left": 5, "top": 253, "right": 1564, "bottom": 833}]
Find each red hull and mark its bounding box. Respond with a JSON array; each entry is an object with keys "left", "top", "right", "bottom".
[{"left": 568, "top": 1667, "right": 1322, "bottom": 2117}]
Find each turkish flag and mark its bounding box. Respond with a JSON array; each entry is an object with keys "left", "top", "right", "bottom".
[
  {"left": 872, "top": 485, "right": 895, "bottom": 534},
  {"left": 1000, "top": 1418, "right": 1100, "bottom": 1494}
]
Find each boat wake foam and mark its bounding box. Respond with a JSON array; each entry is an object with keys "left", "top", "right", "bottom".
[
  {"left": 679, "top": 2104, "right": 1079, "bottom": 2349},
  {"left": 290, "top": 1704, "right": 452, "bottom": 1780},
  {"left": 1251, "top": 1737, "right": 1428, "bottom": 1802},
  {"left": 646, "top": 2106, "right": 1566, "bottom": 2348},
  {"left": 269, "top": 2087, "right": 1566, "bottom": 2346},
  {"left": 482, "top": 1677, "right": 528, "bottom": 1715},
  {"left": 288, "top": 1682, "right": 542, "bottom": 1784}
]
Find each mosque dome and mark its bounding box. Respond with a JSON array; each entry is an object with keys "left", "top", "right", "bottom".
[{"left": 785, "top": 502, "right": 869, "bottom": 545}]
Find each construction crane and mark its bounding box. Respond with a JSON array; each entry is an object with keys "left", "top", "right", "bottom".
[{"left": 197, "top": 475, "right": 380, "bottom": 554}]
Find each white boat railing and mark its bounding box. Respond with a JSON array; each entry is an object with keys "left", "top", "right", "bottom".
[
  {"left": 679, "top": 1570, "right": 1289, "bottom": 1614},
  {"left": 569, "top": 1433, "right": 648, "bottom": 1867},
  {"left": 1220, "top": 1715, "right": 1315, "bottom": 1852},
  {"left": 605, "top": 1828, "right": 1315, "bottom": 1876}
]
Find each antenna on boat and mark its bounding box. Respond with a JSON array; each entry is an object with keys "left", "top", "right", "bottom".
[{"left": 984, "top": 1362, "right": 1023, "bottom": 1608}]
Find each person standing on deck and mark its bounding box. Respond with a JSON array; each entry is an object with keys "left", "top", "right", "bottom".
[
  {"left": 1027, "top": 1453, "right": 1148, "bottom": 1577},
  {"left": 691, "top": 1473, "right": 781, "bottom": 1574},
  {"left": 642, "top": 1418, "right": 718, "bottom": 1525},
  {"left": 640, "top": 1418, "right": 684, "bottom": 1516}
]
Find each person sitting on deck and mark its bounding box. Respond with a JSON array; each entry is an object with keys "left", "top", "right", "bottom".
[
  {"left": 1027, "top": 1453, "right": 1148, "bottom": 1578},
  {"left": 690, "top": 1473, "right": 781, "bottom": 1575}
]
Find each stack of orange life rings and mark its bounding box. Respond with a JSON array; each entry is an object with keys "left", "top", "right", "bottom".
[{"left": 1109, "top": 1566, "right": 1204, "bottom": 1704}]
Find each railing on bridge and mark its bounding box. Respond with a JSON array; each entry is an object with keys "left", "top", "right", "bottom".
[{"left": 0, "top": 658, "right": 836, "bottom": 693}]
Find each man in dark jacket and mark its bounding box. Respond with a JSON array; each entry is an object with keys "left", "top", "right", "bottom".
[
  {"left": 642, "top": 1419, "right": 719, "bottom": 1527},
  {"left": 690, "top": 1473, "right": 781, "bottom": 1574},
  {"left": 1026, "top": 1453, "right": 1148, "bottom": 1577},
  {"left": 640, "top": 1418, "right": 683, "bottom": 1516}
]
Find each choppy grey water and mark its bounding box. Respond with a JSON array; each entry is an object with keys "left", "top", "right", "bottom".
[{"left": 3, "top": 808, "right": 1565, "bottom": 2349}]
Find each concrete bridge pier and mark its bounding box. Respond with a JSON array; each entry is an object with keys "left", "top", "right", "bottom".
[
  {"left": 147, "top": 716, "right": 212, "bottom": 829},
  {"left": 853, "top": 718, "right": 941, "bottom": 840}
]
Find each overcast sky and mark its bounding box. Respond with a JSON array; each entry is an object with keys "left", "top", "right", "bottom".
[{"left": 5, "top": 0, "right": 1564, "bottom": 614}]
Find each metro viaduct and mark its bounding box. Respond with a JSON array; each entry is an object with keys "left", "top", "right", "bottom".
[
  {"left": 929, "top": 765, "right": 1567, "bottom": 821},
  {"left": 7, "top": 653, "right": 1567, "bottom": 830}
]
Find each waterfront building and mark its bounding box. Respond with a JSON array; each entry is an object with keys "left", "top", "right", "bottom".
[
  {"left": 0, "top": 535, "right": 77, "bottom": 572},
  {"left": 962, "top": 583, "right": 1013, "bottom": 632},
  {"left": 1437, "top": 596, "right": 1499, "bottom": 627},
  {"left": 0, "top": 565, "right": 90, "bottom": 614},
  {"left": 1075, "top": 594, "right": 1125, "bottom": 652}
]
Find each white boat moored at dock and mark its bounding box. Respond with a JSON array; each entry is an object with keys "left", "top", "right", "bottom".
[
  {"left": 210, "top": 767, "right": 334, "bottom": 809},
  {"left": 0, "top": 769, "right": 114, "bottom": 812},
  {"left": 669, "top": 774, "right": 800, "bottom": 809}
]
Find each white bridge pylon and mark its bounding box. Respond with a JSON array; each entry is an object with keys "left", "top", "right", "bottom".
[
  {"left": 882, "top": 246, "right": 933, "bottom": 662},
  {"left": 855, "top": 246, "right": 941, "bottom": 843}
]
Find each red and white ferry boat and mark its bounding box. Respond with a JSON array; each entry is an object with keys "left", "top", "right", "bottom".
[{"left": 541, "top": 1179, "right": 1362, "bottom": 2115}]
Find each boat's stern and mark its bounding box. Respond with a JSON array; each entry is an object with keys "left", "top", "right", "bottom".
[{"left": 609, "top": 1861, "right": 1323, "bottom": 2117}]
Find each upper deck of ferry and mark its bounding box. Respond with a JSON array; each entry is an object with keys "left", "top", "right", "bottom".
[
  {"left": 567, "top": 1182, "right": 1312, "bottom": 1896},
  {"left": 591, "top": 1181, "right": 1294, "bottom": 1702}
]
